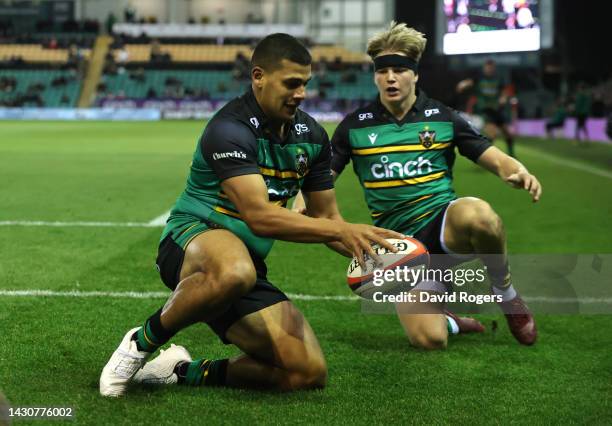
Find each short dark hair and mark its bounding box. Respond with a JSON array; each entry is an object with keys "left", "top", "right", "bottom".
[{"left": 251, "top": 33, "right": 312, "bottom": 71}]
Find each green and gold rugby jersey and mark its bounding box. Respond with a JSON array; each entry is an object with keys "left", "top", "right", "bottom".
[
  {"left": 163, "top": 88, "right": 333, "bottom": 259},
  {"left": 331, "top": 90, "right": 491, "bottom": 236},
  {"left": 475, "top": 75, "right": 503, "bottom": 113}
]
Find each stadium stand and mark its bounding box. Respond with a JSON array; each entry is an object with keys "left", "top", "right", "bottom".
[
  {"left": 94, "top": 36, "right": 376, "bottom": 106},
  {"left": 0, "top": 69, "right": 81, "bottom": 107},
  {"left": 109, "top": 44, "right": 367, "bottom": 64},
  {"left": 0, "top": 45, "right": 91, "bottom": 63},
  {"left": 97, "top": 68, "right": 376, "bottom": 102}
]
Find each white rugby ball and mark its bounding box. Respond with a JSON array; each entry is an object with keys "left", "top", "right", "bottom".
[{"left": 347, "top": 237, "right": 429, "bottom": 299}]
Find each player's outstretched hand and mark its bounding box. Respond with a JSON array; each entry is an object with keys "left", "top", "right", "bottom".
[
  {"left": 338, "top": 223, "right": 405, "bottom": 268},
  {"left": 505, "top": 171, "right": 542, "bottom": 202}
]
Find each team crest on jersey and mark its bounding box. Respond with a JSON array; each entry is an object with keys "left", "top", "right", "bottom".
[
  {"left": 418, "top": 127, "right": 436, "bottom": 149},
  {"left": 295, "top": 150, "right": 309, "bottom": 177}
]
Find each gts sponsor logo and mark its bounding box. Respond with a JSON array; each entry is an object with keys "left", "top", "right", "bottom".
[
  {"left": 424, "top": 108, "right": 440, "bottom": 117},
  {"left": 294, "top": 123, "right": 310, "bottom": 135},
  {"left": 212, "top": 150, "right": 247, "bottom": 160},
  {"left": 371, "top": 155, "right": 433, "bottom": 179}
]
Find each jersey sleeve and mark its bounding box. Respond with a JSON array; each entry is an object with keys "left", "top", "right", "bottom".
[
  {"left": 301, "top": 126, "right": 334, "bottom": 192},
  {"left": 200, "top": 119, "right": 260, "bottom": 181},
  {"left": 450, "top": 109, "right": 492, "bottom": 162},
  {"left": 330, "top": 118, "right": 352, "bottom": 174}
]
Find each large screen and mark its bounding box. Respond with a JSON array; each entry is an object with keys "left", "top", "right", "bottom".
[{"left": 436, "top": 0, "right": 552, "bottom": 55}]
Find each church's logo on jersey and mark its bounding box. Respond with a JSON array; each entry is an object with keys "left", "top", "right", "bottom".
[
  {"left": 418, "top": 127, "right": 436, "bottom": 149},
  {"left": 368, "top": 133, "right": 378, "bottom": 144},
  {"left": 295, "top": 150, "right": 309, "bottom": 177},
  {"left": 250, "top": 117, "right": 259, "bottom": 128}
]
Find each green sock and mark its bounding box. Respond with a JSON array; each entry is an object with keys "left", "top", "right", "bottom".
[
  {"left": 133, "top": 308, "right": 175, "bottom": 353},
  {"left": 177, "top": 359, "right": 229, "bottom": 387},
  {"left": 134, "top": 321, "right": 163, "bottom": 353}
]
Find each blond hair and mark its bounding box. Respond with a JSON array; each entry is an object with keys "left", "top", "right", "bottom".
[{"left": 366, "top": 21, "right": 427, "bottom": 62}]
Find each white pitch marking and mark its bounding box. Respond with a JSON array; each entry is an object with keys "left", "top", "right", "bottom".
[
  {"left": 0, "top": 289, "right": 170, "bottom": 298},
  {"left": 520, "top": 146, "right": 612, "bottom": 180},
  {"left": 0, "top": 289, "right": 611, "bottom": 304},
  {"left": 0, "top": 210, "right": 173, "bottom": 228},
  {"left": 147, "top": 210, "right": 171, "bottom": 226},
  {"left": 0, "top": 220, "right": 159, "bottom": 228},
  {"left": 0, "top": 289, "right": 357, "bottom": 302}
]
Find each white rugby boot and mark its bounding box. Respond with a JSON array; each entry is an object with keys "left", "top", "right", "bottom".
[
  {"left": 133, "top": 344, "right": 192, "bottom": 385},
  {"left": 99, "top": 327, "right": 151, "bottom": 397}
]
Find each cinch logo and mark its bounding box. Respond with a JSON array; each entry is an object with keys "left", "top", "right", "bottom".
[
  {"left": 424, "top": 108, "right": 440, "bottom": 117},
  {"left": 294, "top": 123, "right": 309, "bottom": 135},
  {"left": 212, "top": 151, "right": 247, "bottom": 160},
  {"left": 371, "top": 155, "right": 433, "bottom": 179},
  {"left": 359, "top": 112, "right": 374, "bottom": 121}
]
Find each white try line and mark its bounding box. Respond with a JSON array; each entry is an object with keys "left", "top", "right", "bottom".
[
  {"left": 0, "top": 289, "right": 611, "bottom": 304},
  {"left": 520, "top": 146, "right": 612, "bottom": 180},
  {"left": 0, "top": 210, "right": 172, "bottom": 228},
  {"left": 0, "top": 220, "right": 159, "bottom": 228},
  {"left": 147, "top": 210, "right": 171, "bottom": 226},
  {"left": 0, "top": 289, "right": 358, "bottom": 302}
]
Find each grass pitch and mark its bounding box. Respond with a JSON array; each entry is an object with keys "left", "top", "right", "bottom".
[{"left": 0, "top": 121, "right": 611, "bottom": 425}]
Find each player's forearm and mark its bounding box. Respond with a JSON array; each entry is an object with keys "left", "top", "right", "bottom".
[
  {"left": 243, "top": 205, "right": 343, "bottom": 243},
  {"left": 313, "top": 210, "right": 353, "bottom": 257},
  {"left": 478, "top": 147, "right": 527, "bottom": 179},
  {"left": 496, "top": 156, "right": 528, "bottom": 180}
]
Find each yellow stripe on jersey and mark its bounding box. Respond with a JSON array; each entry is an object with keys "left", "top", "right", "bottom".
[
  {"left": 363, "top": 171, "right": 446, "bottom": 189},
  {"left": 259, "top": 167, "right": 300, "bottom": 179},
  {"left": 408, "top": 209, "right": 434, "bottom": 224},
  {"left": 214, "top": 206, "right": 242, "bottom": 219},
  {"left": 352, "top": 142, "right": 451, "bottom": 156},
  {"left": 370, "top": 194, "right": 434, "bottom": 218},
  {"left": 177, "top": 222, "right": 199, "bottom": 238},
  {"left": 271, "top": 198, "right": 289, "bottom": 207}
]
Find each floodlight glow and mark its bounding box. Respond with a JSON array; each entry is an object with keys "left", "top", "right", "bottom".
[{"left": 443, "top": 28, "right": 540, "bottom": 55}]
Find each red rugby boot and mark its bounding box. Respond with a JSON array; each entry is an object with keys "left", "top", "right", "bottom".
[
  {"left": 497, "top": 295, "right": 537, "bottom": 345},
  {"left": 445, "top": 310, "right": 486, "bottom": 334}
]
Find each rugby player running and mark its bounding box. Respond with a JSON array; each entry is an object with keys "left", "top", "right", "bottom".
[{"left": 100, "top": 33, "right": 402, "bottom": 396}]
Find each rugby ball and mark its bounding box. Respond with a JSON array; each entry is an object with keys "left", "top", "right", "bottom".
[{"left": 346, "top": 237, "right": 429, "bottom": 299}]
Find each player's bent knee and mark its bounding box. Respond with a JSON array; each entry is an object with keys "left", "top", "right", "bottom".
[
  {"left": 469, "top": 201, "right": 503, "bottom": 239},
  {"left": 409, "top": 329, "right": 448, "bottom": 350},
  {"left": 215, "top": 261, "right": 257, "bottom": 298},
  {"left": 286, "top": 357, "right": 328, "bottom": 390},
  {"left": 453, "top": 198, "right": 502, "bottom": 238}
]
